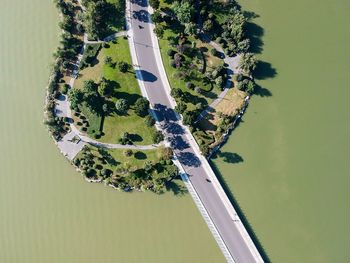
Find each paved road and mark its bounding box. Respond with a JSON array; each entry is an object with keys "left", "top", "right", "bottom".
[{"left": 128, "top": 1, "right": 262, "bottom": 262}]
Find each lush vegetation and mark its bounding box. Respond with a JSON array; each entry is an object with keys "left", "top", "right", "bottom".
[
  {"left": 74, "top": 145, "right": 178, "bottom": 193},
  {"left": 82, "top": 0, "right": 125, "bottom": 40},
  {"left": 45, "top": 0, "right": 85, "bottom": 140},
  {"left": 71, "top": 39, "right": 158, "bottom": 144},
  {"left": 153, "top": 0, "right": 259, "bottom": 156}
]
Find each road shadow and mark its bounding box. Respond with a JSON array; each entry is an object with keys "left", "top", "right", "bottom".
[
  {"left": 153, "top": 104, "right": 178, "bottom": 122},
  {"left": 132, "top": 10, "right": 150, "bottom": 23},
  {"left": 169, "top": 135, "right": 189, "bottom": 150},
  {"left": 130, "top": 0, "right": 147, "bottom": 7},
  {"left": 163, "top": 122, "right": 185, "bottom": 135},
  {"left": 177, "top": 151, "right": 201, "bottom": 167},
  {"left": 210, "top": 161, "right": 272, "bottom": 263},
  {"left": 135, "top": 69, "right": 158, "bottom": 82}
]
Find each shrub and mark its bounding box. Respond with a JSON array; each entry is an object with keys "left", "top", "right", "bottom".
[
  {"left": 175, "top": 102, "right": 187, "bottom": 114},
  {"left": 115, "top": 99, "right": 128, "bottom": 114},
  {"left": 216, "top": 37, "right": 222, "bottom": 43},
  {"left": 171, "top": 88, "right": 183, "bottom": 98},
  {"left": 170, "top": 60, "right": 176, "bottom": 68},
  {"left": 152, "top": 131, "right": 164, "bottom": 144},
  {"left": 61, "top": 84, "right": 70, "bottom": 94},
  {"left": 118, "top": 61, "right": 129, "bottom": 73},
  {"left": 134, "top": 97, "right": 150, "bottom": 117},
  {"left": 186, "top": 82, "right": 194, "bottom": 89},
  {"left": 194, "top": 86, "right": 203, "bottom": 94},
  {"left": 149, "top": 0, "right": 160, "bottom": 9},
  {"left": 167, "top": 49, "right": 176, "bottom": 57},
  {"left": 210, "top": 48, "right": 218, "bottom": 56},
  {"left": 144, "top": 115, "right": 155, "bottom": 127},
  {"left": 160, "top": 147, "right": 173, "bottom": 160},
  {"left": 124, "top": 149, "right": 133, "bottom": 157}
]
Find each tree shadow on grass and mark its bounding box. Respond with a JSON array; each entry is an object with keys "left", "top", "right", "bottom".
[
  {"left": 166, "top": 180, "right": 188, "bottom": 196},
  {"left": 135, "top": 69, "right": 158, "bottom": 82},
  {"left": 209, "top": 161, "right": 272, "bottom": 263}
]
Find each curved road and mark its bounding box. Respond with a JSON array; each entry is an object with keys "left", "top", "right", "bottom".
[{"left": 128, "top": 1, "right": 263, "bottom": 262}]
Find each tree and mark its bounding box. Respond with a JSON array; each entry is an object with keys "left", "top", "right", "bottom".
[
  {"left": 120, "top": 132, "right": 132, "bottom": 145},
  {"left": 182, "top": 110, "right": 196, "bottom": 125},
  {"left": 68, "top": 89, "right": 84, "bottom": 109},
  {"left": 239, "top": 53, "right": 257, "bottom": 75},
  {"left": 99, "top": 78, "right": 113, "bottom": 97},
  {"left": 102, "top": 103, "right": 108, "bottom": 113},
  {"left": 184, "top": 22, "right": 197, "bottom": 36},
  {"left": 104, "top": 56, "right": 113, "bottom": 66},
  {"left": 118, "top": 61, "right": 129, "bottom": 73},
  {"left": 83, "top": 0, "right": 116, "bottom": 39},
  {"left": 115, "top": 99, "right": 128, "bottom": 114},
  {"left": 171, "top": 88, "right": 183, "bottom": 99},
  {"left": 151, "top": 10, "right": 162, "bottom": 23},
  {"left": 172, "top": 1, "right": 194, "bottom": 25},
  {"left": 160, "top": 147, "right": 173, "bottom": 160},
  {"left": 124, "top": 149, "right": 133, "bottom": 157},
  {"left": 175, "top": 101, "right": 187, "bottom": 114},
  {"left": 134, "top": 97, "right": 150, "bottom": 117},
  {"left": 152, "top": 131, "right": 164, "bottom": 144},
  {"left": 149, "top": 0, "right": 160, "bottom": 9},
  {"left": 144, "top": 115, "right": 155, "bottom": 127},
  {"left": 143, "top": 161, "right": 153, "bottom": 174}
]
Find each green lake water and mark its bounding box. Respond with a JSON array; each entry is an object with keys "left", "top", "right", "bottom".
[
  {"left": 212, "top": 0, "right": 350, "bottom": 262},
  {"left": 0, "top": 0, "right": 225, "bottom": 262}
]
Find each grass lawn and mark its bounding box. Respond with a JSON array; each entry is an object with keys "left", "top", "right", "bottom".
[
  {"left": 75, "top": 145, "right": 164, "bottom": 171},
  {"left": 198, "top": 88, "right": 246, "bottom": 131},
  {"left": 73, "top": 38, "right": 156, "bottom": 145}
]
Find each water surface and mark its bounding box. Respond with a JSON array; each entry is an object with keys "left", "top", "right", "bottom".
[
  {"left": 0, "top": 1, "right": 224, "bottom": 262},
  {"left": 213, "top": 0, "right": 350, "bottom": 262}
]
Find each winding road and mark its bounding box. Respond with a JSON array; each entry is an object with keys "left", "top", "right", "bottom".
[{"left": 127, "top": 1, "right": 264, "bottom": 262}]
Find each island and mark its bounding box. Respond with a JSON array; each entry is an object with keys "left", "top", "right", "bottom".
[
  {"left": 45, "top": 0, "right": 258, "bottom": 193},
  {"left": 44, "top": 0, "right": 265, "bottom": 262}
]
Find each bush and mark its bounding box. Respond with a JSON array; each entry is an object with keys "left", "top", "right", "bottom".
[
  {"left": 134, "top": 97, "right": 150, "bottom": 117},
  {"left": 160, "top": 147, "right": 173, "bottom": 160},
  {"left": 171, "top": 88, "right": 183, "bottom": 98},
  {"left": 144, "top": 115, "right": 155, "bottom": 127},
  {"left": 170, "top": 60, "right": 176, "bottom": 68},
  {"left": 149, "top": 0, "right": 160, "bottom": 9},
  {"left": 152, "top": 131, "right": 164, "bottom": 144},
  {"left": 210, "top": 48, "right": 218, "bottom": 56},
  {"left": 124, "top": 149, "right": 133, "bottom": 157},
  {"left": 118, "top": 61, "right": 129, "bottom": 73},
  {"left": 186, "top": 82, "right": 194, "bottom": 89},
  {"left": 194, "top": 86, "right": 203, "bottom": 94},
  {"left": 175, "top": 102, "right": 187, "bottom": 114},
  {"left": 61, "top": 84, "right": 70, "bottom": 94},
  {"left": 115, "top": 99, "right": 128, "bottom": 114},
  {"left": 167, "top": 49, "right": 176, "bottom": 57}
]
